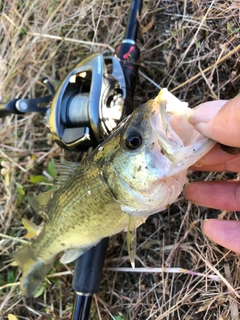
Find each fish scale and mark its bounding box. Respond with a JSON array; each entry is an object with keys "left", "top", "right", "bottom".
[{"left": 31, "top": 159, "right": 130, "bottom": 256}]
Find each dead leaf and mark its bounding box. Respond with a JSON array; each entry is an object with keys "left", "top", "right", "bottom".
[{"left": 141, "top": 17, "right": 154, "bottom": 35}]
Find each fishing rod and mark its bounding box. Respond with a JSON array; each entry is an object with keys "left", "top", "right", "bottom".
[{"left": 0, "top": 0, "right": 142, "bottom": 319}]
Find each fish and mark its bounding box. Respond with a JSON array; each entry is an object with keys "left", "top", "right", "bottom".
[{"left": 13, "top": 88, "right": 216, "bottom": 297}]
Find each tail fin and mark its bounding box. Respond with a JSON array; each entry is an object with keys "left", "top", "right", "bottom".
[{"left": 13, "top": 244, "right": 54, "bottom": 297}]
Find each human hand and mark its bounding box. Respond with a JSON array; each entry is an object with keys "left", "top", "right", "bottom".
[{"left": 184, "top": 96, "right": 240, "bottom": 253}]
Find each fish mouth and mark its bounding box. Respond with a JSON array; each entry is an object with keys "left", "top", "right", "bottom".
[
  {"left": 148, "top": 88, "right": 214, "bottom": 163},
  {"left": 149, "top": 97, "right": 184, "bottom": 163}
]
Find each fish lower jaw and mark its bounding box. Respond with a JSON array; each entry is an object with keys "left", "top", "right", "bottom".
[
  {"left": 121, "top": 201, "right": 172, "bottom": 217},
  {"left": 120, "top": 172, "right": 186, "bottom": 218}
]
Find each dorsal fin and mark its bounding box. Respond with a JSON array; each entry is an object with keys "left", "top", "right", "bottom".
[
  {"left": 30, "top": 161, "right": 78, "bottom": 217},
  {"left": 30, "top": 189, "right": 55, "bottom": 216},
  {"left": 55, "top": 161, "right": 79, "bottom": 186}
]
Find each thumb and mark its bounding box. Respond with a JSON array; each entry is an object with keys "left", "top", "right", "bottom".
[{"left": 188, "top": 96, "right": 240, "bottom": 147}]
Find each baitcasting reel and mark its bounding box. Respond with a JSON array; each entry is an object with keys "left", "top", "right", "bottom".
[
  {"left": 48, "top": 53, "right": 127, "bottom": 149},
  {"left": 0, "top": 52, "right": 128, "bottom": 150}
]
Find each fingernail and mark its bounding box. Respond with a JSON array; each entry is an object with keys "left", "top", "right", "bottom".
[{"left": 188, "top": 101, "right": 226, "bottom": 125}]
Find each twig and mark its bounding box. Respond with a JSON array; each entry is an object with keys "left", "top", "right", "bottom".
[
  {"left": 29, "top": 32, "right": 115, "bottom": 52},
  {"left": 0, "top": 233, "right": 28, "bottom": 244},
  {"left": 107, "top": 267, "right": 220, "bottom": 281},
  {"left": 0, "top": 149, "right": 27, "bottom": 173}
]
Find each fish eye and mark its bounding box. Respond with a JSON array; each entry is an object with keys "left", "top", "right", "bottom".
[{"left": 125, "top": 131, "right": 142, "bottom": 150}]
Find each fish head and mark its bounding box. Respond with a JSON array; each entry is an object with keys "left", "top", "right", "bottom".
[{"left": 102, "top": 88, "right": 215, "bottom": 217}]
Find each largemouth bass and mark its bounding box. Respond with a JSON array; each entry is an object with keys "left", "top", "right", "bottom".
[{"left": 13, "top": 88, "right": 215, "bottom": 297}]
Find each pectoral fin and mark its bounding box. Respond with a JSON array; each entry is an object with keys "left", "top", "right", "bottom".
[
  {"left": 30, "top": 189, "right": 55, "bottom": 217},
  {"left": 127, "top": 215, "right": 138, "bottom": 269}
]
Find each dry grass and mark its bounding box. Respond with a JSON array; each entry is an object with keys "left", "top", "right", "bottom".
[{"left": 0, "top": 0, "right": 240, "bottom": 319}]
